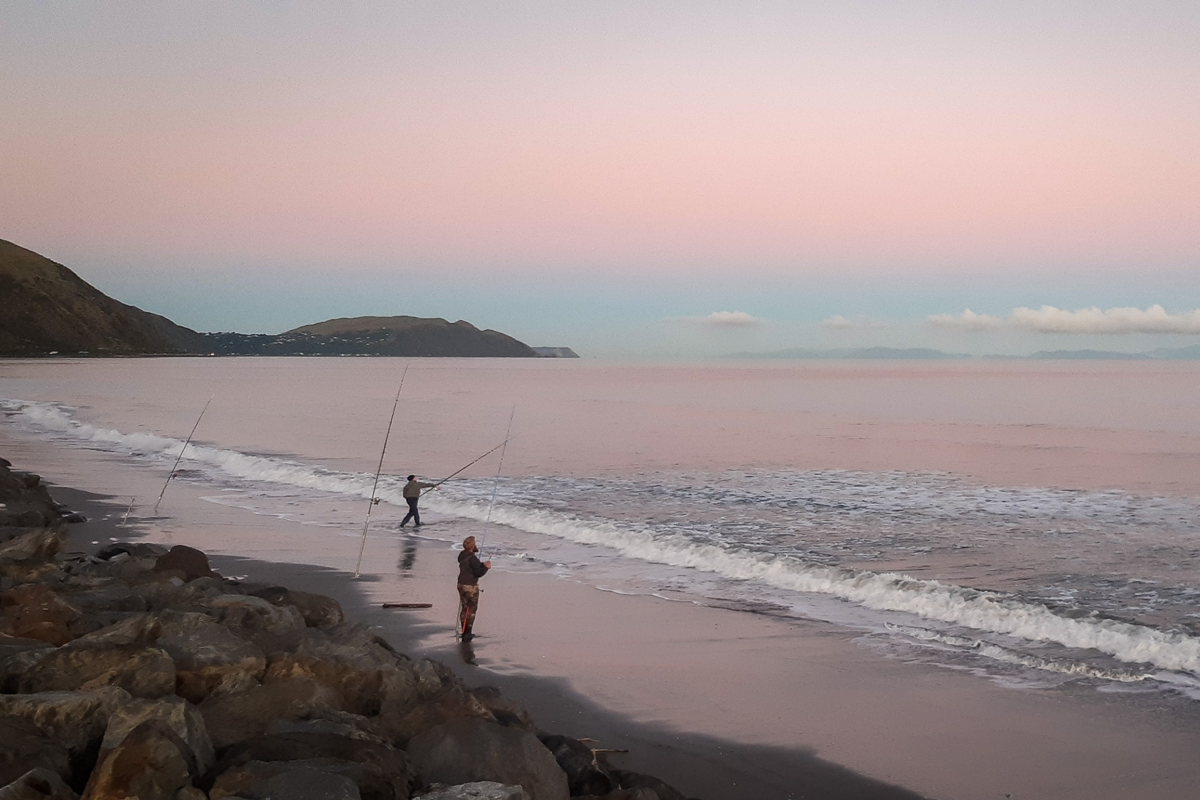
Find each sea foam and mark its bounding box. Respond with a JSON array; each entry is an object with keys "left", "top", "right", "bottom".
[{"left": 5, "top": 397, "right": 1200, "bottom": 677}]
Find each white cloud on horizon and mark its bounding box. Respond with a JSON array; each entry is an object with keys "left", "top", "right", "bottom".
[
  {"left": 675, "top": 310, "right": 766, "bottom": 328},
  {"left": 822, "top": 314, "right": 887, "bottom": 330},
  {"left": 929, "top": 305, "right": 1200, "bottom": 334}
]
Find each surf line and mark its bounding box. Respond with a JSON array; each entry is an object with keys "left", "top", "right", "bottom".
[
  {"left": 152, "top": 394, "right": 214, "bottom": 515},
  {"left": 354, "top": 364, "right": 410, "bottom": 578}
]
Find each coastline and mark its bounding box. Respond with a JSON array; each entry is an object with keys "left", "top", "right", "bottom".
[
  {"left": 52, "top": 479, "right": 927, "bottom": 800},
  {"left": 6, "top": 422, "right": 1200, "bottom": 800}
]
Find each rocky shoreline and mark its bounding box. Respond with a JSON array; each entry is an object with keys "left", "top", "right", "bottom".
[{"left": 0, "top": 460, "right": 694, "bottom": 800}]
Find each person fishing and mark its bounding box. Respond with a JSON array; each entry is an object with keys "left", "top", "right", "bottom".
[
  {"left": 457, "top": 535, "right": 491, "bottom": 640},
  {"left": 400, "top": 474, "right": 437, "bottom": 527}
]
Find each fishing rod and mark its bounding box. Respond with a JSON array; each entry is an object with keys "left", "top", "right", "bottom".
[
  {"left": 354, "top": 365, "right": 410, "bottom": 578},
  {"left": 421, "top": 440, "right": 508, "bottom": 495},
  {"left": 153, "top": 395, "right": 213, "bottom": 515},
  {"left": 480, "top": 406, "right": 517, "bottom": 544}
]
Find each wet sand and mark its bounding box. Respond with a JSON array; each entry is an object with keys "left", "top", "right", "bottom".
[{"left": 25, "top": 431, "right": 1200, "bottom": 800}]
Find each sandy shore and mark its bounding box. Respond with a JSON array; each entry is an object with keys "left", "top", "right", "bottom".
[{"left": 9, "top": 430, "right": 1200, "bottom": 800}]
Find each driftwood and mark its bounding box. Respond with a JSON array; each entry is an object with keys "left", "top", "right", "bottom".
[{"left": 382, "top": 602, "right": 433, "bottom": 609}]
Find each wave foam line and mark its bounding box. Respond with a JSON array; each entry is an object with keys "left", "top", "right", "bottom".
[
  {"left": 884, "top": 624, "right": 1153, "bottom": 682},
  {"left": 7, "top": 398, "right": 1200, "bottom": 676}
]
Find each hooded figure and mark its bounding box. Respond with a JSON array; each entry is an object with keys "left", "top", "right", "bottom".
[{"left": 456, "top": 535, "right": 491, "bottom": 640}]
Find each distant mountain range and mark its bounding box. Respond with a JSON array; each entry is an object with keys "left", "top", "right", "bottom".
[
  {"left": 728, "top": 345, "right": 1200, "bottom": 360},
  {"left": 0, "top": 238, "right": 575, "bottom": 358}
]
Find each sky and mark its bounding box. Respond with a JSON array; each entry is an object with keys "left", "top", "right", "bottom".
[{"left": 2, "top": 1, "right": 1198, "bottom": 357}]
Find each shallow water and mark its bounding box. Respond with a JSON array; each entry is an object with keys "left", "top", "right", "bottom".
[{"left": 3, "top": 356, "right": 1200, "bottom": 699}]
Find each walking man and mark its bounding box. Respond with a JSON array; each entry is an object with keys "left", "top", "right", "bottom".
[
  {"left": 457, "top": 535, "right": 491, "bottom": 640},
  {"left": 400, "top": 474, "right": 436, "bottom": 527}
]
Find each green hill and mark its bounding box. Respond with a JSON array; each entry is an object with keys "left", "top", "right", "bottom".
[{"left": 0, "top": 239, "right": 204, "bottom": 355}]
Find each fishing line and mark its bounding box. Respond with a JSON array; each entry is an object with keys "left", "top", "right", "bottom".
[
  {"left": 480, "top": 405, "right": 517, "bottom": 544},
  {"left": 354, "top": 364, "right": 409, "bottom": 578},
  {"left": 153, "top": 395, "right": 213, "bottom": 514}
]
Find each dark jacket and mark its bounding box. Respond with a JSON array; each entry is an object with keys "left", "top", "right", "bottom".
[{"left": 457, "top": 549, "right": 489, "bottom": 586}]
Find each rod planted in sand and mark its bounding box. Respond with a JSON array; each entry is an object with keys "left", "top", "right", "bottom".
[
  {"left": 153, "top": 395, "right": 213, "bottom": 515},
  {"left": 354, "top": 364, "right": 409, "bottom": 578},
  {"left": 121, "top": 496, "right": 135, "bottom": 527}
]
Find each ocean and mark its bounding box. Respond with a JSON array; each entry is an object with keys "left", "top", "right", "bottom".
[{"left": 3, "top": 356, "right": 1200, "bottom": 702}]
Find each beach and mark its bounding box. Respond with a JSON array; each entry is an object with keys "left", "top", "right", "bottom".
[{"left": 3, "top": 357, "right": 1200, "bottom": 799}]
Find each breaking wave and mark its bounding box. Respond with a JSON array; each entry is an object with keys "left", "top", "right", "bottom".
[{"left": 5, "top": 397, "right": 1200, "bottom": 679}]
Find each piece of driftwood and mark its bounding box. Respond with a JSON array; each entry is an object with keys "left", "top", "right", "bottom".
[{"left": 382, "top": 602, "right": 433, "bottom": 609}]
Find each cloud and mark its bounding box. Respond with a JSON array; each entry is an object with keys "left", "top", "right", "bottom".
[
  {"left": 1010, "top": 305, "right": 1200, "bottom": 334},
  {"left": 928, "top": 305, "right": 1200, "bottom": 334},
  {"left": 822, "top": 315, "right": 886, "bottom": 330},
  {"left": 927, "top": 309, "right": 1006, "bottom": 331},
  {"left": 677, "top": 311, "right": 766, "bottom": 328}
]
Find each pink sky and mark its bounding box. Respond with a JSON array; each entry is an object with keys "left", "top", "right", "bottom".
[{"left": 2, "top": 3, "right": 1198, "bottom": 354}]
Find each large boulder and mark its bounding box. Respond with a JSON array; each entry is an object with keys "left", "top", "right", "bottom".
[
  {"left": 0, "top": 767, "right": 78, "bottom": 800},
  {"left": 207, "top": 732, "right": 413, "bottom": 799},
  {"left": 81, "top": 721, "right": 192, "bottom": 800},
  {"left": 17, "top": 644, "right": 176, "bottom": 698},
  {"left": 249, "top": 586, "right": 344, "bottom": 630},
  {"left": 0, "top": 720, "right": 72, "bottom": 789},
  {"left": 0, "top": 687, "right": 131, "bottom": 753},
  {"left": 154, "top": 611, "right": 266, "bottom": 702},
  {"left": 199, "top": 677, "right": 347, "bottom": 749},
  {"left": 609, "top": 771, "right": 689, "bottom": 800},
  {"left": 0, "top": 586, "right": 85, "bottom": 646},
  {"left": 100, "top": 697, "right": 214, "bottom": 777},
  {"left": 264, "top": 627, "right": 418, "bottom": 717},
  {"left": 377, "top": 686, "right": 495, "bottom": 746},
  {"left": 152, "top": 546, "right": 218, "bottom": 582},
  {"left": 209, "top": 760, "right": 364, "bottom": 800},
  {"left": 407, "top": 720, "right": 568, "bottom": 800},
  {"left": 201, "top": 595, "right": 306, "bottom": 655},
  {"left": 0, "top": 529, "right": 66, "bottom": 563},
  {"left": 538, "top": 736, "right": 618, "bottom": 797}
]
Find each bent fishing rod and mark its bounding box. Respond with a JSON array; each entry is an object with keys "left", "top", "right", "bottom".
[
  {"left": 354, "top": 365, "right": 410, "bottom": 578},
  {"left": 153, "top": 395, "right": 213, "bottom": 515},
  {"left": 421, "top": 440, "right": 509, "bottom": 495}
]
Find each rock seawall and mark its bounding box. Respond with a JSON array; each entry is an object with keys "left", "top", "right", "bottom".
[{"left": 0, "top": 461, "right": 695, "bottom": 800}]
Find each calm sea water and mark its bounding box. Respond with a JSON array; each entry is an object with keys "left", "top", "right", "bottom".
[{"left": 3, "top": 357, "right": 1200, "bottom": 697}]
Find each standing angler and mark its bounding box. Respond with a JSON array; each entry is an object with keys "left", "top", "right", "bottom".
[
  {"left": 457, "top": 535, "right": 491, "bottom": 640},
  {"left": 400, "top": 474, "right": 436, "bottom": 527}
]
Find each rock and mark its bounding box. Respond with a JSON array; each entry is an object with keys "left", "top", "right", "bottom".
[
  {"left": 610, "top": 771, "right": 688, "bottom": 800},
  {"left": 0, "top": 529, "right": 66, "bottom": 563},
  {"left": 378, "top": 686, "right": 496, "bottom": 746},
  {"left": 100, "top": 697, "right": 215, "bottom": 777},
  {"left": 265, "top": 713, "right": 388, "bottom": 745},
  {"left": 61, "top": 514, "right": 87, "bottom": 525},
  {"left": 0, "top": 767, "right": 78, "bottom": 800},
  {"left": 95, "top": 543, "right": 170, "bottom": 562},
  {"left": 60, "top": 584, "right": 149, "bottom": 614},
  {"left": 209, "top": 761, "right": 364, "bottom": 800},
  {"left": 0, "top": 687, "right": 131, "bottom": 752},
  {"left": 153, "top": 546, "right": 219, "bottom": 582},
  {"left": 407, "top": 719, "right": 568, "bottom": 800},
  {"left": 17, "top": 644, "right": 176, "bottom": 698},
  {"left": 199, "top": 677, "right": 347, "bottom": 749},
  {"left": 0, "top": 586, "right": 84, "bottom": 646},
  {"left": 249, "top": 587, "right": 344, "bottom": 629},
  {"left": 264, "top": 627, "right": 417, "bottom": 717},
  {"left": 155, "top": 611, "right": 266, "bottom": 702},
  {"left": 538, "top": 736, "right": 617, "bottom": 797},
  {"left": 82, "top": 721, "right": 192, "bottom": 800},
  {"left": 209, "top": 732, "right": 413, "bottom": 798},
  {"left": 469, "top": 688, "right": 536, "bottom": 732},
  {"left": 417, "top": 783, "right": 530, "bottom": 800},
  {"left": 0, "top": 720, "right": 72, "bottom": 789},
  {"left": 202, "top": 595, "right": 306, "bottom": 655},
  {"left": 173, "top": 788, "right": 206, "bottom": 800}
]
